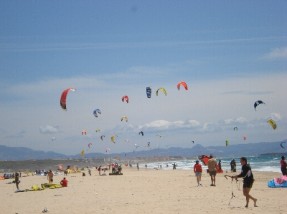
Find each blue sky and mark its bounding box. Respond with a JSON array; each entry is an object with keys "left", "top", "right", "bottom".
[{"left": 0, "top": 0, "right": 287, "bottom": 155}]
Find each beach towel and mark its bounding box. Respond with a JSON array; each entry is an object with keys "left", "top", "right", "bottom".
[{"left": 267, "top": 176, "right": 287, "bottom": 188}]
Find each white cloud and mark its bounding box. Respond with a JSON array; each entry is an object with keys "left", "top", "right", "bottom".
[
  {"left": 39, "top": 125, "right": 59, "bottom": 134},
  {"left": 270, "top": 112, "right": 282, "bottom": 120},
  {"left": 263, "top": 47, "right": 287, "bottom": 59}
]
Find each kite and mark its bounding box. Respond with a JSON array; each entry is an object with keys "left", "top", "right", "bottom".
[
  {"left": 111, "top": 135, "right": 117, "bottom": 143},
  {"left": 100, "top": 135, "right": 105, "bottom": 141},
  {"left": 139, "top": 131, "right": 144, "bottom": 136},
  {"left": 60, "top": 88, "right": 76, "bottom": 110},
  {"left": 243, "top": 136, "right": 247, "bottom": 141},
  {"left": 105, "top": 147, "right": 110, "bottom": 153},
  {"left": 93, "top": 109, "right": 101, "bottom": 117},
  {"left": 122, "top": 95, "right": 129, "bottom": 103},
  {"left": 88, "top": 143, "right": 92, "bottom": 148},
  {"left": 177, "top": 81, "right": 188, "bottom": 90},
  {"left": 95, "top": 129, "right": 101, "bottom": 132},
  {"left": 233, "top": 127, "right": 238, "bottom": 131},
  {"left": 146, "top": 87, "right": 152, "bottom": 98},
  {"left": 156, "top": 87, "right": 167, "bottom": 96},
  {"left": 267, "top": 119, "right": 277, "bottom": 130},
  {"left": 80, "top": 149, "right": 85, "bottom": 157},
  {"left": 225, "top": 139, "right": 229, "bottom": 147},
  {"left": 280, "top": 141, "right": 286, "bottom": 149},
  {"left": 82, "top": 130, "right": 87, "bottom": 135},
  {"left": 254, "top": 100, "right": 265, "bottom": 110},
  {"left": 121, "top": 116, "right": 128, "bottom": 122}
]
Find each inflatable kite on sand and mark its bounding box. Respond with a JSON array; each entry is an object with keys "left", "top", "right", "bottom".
[{"left": 268, "top": 176, "right": 287, "bottom": 188}]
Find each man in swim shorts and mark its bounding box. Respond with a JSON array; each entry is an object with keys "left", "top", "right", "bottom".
[
  {"left": 207, "top": 155, "right": 217, "bottom": 186},
  {"left": 232, "top": 157, "right": 257, "bottom": 208}
]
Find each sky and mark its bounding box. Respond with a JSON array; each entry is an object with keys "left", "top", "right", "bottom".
[{"left": 0, "top": 0, "right": 287, "bottom": 155}]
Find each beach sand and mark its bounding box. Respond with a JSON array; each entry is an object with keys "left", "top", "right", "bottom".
[{"left": 1, "top": 167, "right": 286, "bottom": 214}]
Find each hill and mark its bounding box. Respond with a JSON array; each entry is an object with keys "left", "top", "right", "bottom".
[
  {"left": 0, "top": 145, "right": 67, "bottom": 161},
  {"left": 1, "top": 140, "right": 286, "bottom": 161}
]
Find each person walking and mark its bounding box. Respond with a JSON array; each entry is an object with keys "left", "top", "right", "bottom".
[
  {"left": 47, "top": 170, "right": 53, "bottom": 183},
  {"left": 207, "top": 155, "right": 217, "bottom": 186},
  {"left": 194, "top": 160, "right": 202, "bottom": 186},
  {"left": 231, "top": 157, "right": 257, "bottom": 208},
  {"left": 14, "top": 172, "right": 20, "bottom": 190}
]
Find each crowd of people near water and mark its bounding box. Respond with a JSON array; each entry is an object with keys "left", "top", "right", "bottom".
[{"left": 2, "top": 155, "right": 287, "bottom": 209}]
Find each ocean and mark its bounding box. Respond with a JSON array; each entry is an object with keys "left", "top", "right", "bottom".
[
  {"left": 141, "top": 155, "right": 283, "bottom": 173},
  {"left": 0, "top": 154, "right": 284, "bottom": 173}
]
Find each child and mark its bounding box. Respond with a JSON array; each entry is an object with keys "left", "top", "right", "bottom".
[{"left": 194, "top": 160, "right": 202, "bottom": 186}]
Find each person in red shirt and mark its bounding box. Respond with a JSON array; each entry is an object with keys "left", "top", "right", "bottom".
[
  {"left": 194, "top": 160, "right": 202, "bottom": 186},
  {"left": 280, "top": 156, "right": 287, "bottom": 175},
  {"left": 60, "top": 177, "right": 68, "bottom": 187}
]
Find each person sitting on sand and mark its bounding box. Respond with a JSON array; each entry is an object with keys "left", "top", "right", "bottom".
[
  {"left": 60, "top": 177, "right": 68, "bottom": 187},
  {"left": 194, "top": 160, "right": 202, "bottom": 186},
  {"left": 231, "top": 157, "right": 257, "bottom": 208},
  {"left": 47, "top": 170, "right": 53, "bottom": 183}
]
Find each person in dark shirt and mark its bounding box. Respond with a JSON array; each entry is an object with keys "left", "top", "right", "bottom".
[
  {"left": 232, "top": 157, "right": 257, "bottom": 208},
  {"left": 230, "top": 159, "right": 236, "bottom": 172},
  {"left": 14, "top": 172, "right": 20, "bottom": 190},
  {"left": 280, "top": 156, "right": 287, "bottom": 175}
]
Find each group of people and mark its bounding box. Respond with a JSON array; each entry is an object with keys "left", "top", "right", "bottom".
[
  {"left": 193, "top": 156, "right": 257, "bottom": 208},
  {"left": 193, "top": 155, "right": 218, "bottom": 187}
]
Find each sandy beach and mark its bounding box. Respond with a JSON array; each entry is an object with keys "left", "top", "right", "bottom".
[{"left": 1, "top": 167, "right": 286, "bottom": 214}]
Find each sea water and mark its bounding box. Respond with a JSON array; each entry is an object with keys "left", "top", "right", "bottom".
[{"left": 141, "top": 155, "right": 282, "bottom": 173}]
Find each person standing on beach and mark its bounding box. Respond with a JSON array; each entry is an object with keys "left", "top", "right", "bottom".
[
  {"left": 230, "top": 159, "right": 236, "bottom": 172},
  {"left": 194, "top": 160, "right": 202, "bottom": 186},
  {"left": 47, "top": 170, "right": 53, "bottom": 183},
  {"left": 14, "top": 172, "right": 20, "bottom": 190},
  {"left": 231, "top": 157, "right": 257, "bottom": 208},
  {"left": 280, "top": 156, "right": 287, "bottom": 175},
  {"left": 207, "top": 155, "right": 217, "bottom": 186}
]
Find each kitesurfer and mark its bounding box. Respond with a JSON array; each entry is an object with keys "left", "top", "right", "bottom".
[{"left": 231, "top": 157, "right": 257, "bottom": 208}]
